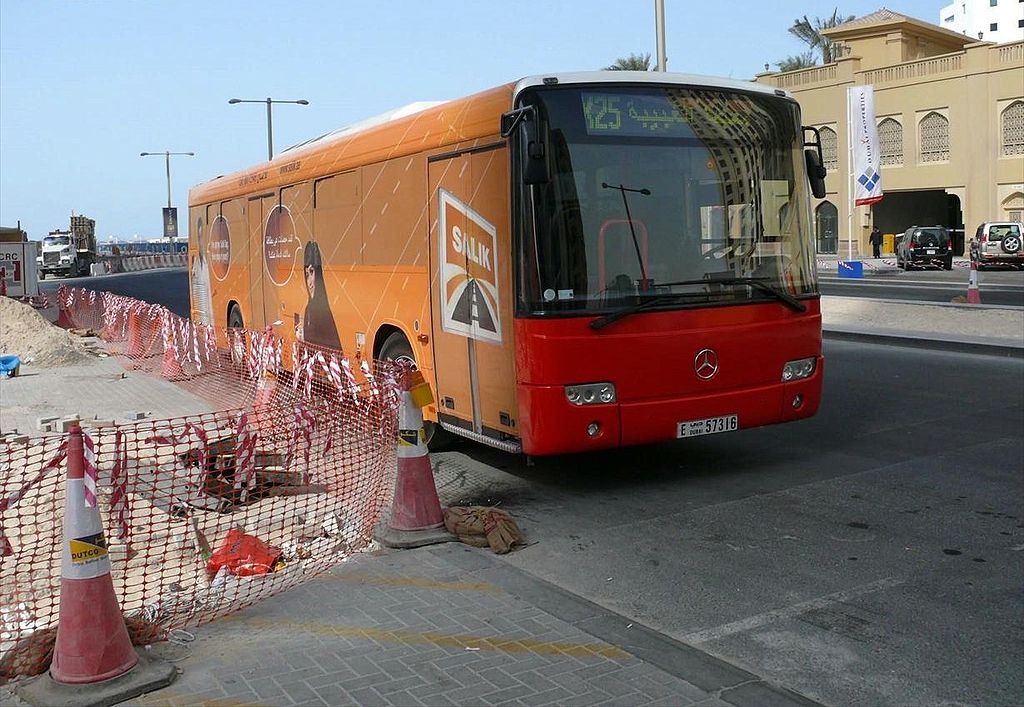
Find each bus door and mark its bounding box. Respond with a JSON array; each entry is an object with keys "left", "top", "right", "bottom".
[
  {"left": 245, "top": 193, "right": 275, "bottom": 329},
  {"left": 428, "top": 146, "right": 517, "bottom": 445}
]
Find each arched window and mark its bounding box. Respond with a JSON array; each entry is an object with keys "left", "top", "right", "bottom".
[
  {"left": 878, "top": 118, "right": 903, "bottom": 166},
  {"left": 1002, "top": 192, "right": 1024, "bottom": 223},
  {"left": 919, "top": 112, "right": 949, "bottom": 163},
  {"left": 819, "top": 127, "right": 838, "bottom": 172},
  {"left": 1001, "top": 101, "right": 1024, "bottom": 157},
  {"left": 815, "top": 201, "right": 838, "bottom": 254}
]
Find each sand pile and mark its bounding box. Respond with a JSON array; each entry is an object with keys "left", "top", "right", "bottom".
[{"left": 0, "top": 296, "right": 92, "bottom": 367}]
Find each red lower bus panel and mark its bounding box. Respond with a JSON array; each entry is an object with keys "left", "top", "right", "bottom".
[{"left": 514, "top": 301, "right": 824, "bottom": 456}]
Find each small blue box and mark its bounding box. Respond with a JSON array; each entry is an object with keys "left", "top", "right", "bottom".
[{"left": 837, "top": 260, "right": 864, "bottom": 278}]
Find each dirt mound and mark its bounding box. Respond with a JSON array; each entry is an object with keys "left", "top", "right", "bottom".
[{"left": 0, "top": 296, "right": 92, "bottom": 367}]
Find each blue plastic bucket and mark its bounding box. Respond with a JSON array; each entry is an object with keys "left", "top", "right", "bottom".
[{"left": 0, "top": 355, "right": 22, "bottom": 378}]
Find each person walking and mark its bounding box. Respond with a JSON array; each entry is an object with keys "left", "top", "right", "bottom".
[{"left": 869, "top": 226, "right": 883, "bottom": 259}]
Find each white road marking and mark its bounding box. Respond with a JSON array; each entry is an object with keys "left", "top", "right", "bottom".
[{"left": 681, "top": 576, "right": 904, "bottom": 645}]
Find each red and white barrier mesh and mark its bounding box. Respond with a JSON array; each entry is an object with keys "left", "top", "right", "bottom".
[{"left": 1, "top": 287, "right": 401, "bottom": 679}]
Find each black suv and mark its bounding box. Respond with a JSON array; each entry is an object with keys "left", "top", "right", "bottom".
[{"left": 896, "top": 226, "right": 953, "bottom": 270}]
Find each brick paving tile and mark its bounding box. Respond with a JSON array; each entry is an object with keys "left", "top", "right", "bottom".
[
  {"left": 276, "top": 682, "right": 326, "bottom": 706},
  {"left": 374, "top": 674, "right": 431, "bottom": 695},
  {"left": 342, "top": 685, "right": 389, "bottom": 707},
  {"left": 528, "top": 685, "right": 578, "bottom": 705},
  {"left": 333, "top": 671, "right": 392, "bottom": 691},
  {"left": 241, "top": 676, "right": 289, "bottom": 701},
  {"left": 307, "top": 683, "right": 355, "bottom": 705},
  {"left": 477, "top": 665, "right": 528, "bottom": 691},
  {"left": 478, "top": 683, "right": 543, "bottom": 705}
]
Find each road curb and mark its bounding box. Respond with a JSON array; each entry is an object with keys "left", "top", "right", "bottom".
[{"left": 823, "top": 326, "right": 1024, "bottom": 358}]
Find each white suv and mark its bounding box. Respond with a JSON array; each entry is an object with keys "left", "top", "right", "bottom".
[{"left": 970, "top": 222, "right": 1024, "bottom": 270}]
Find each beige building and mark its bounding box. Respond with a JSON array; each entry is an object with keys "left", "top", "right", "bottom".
[{"left": 755, "top": 8, "right": 1024, "bottom": 256}]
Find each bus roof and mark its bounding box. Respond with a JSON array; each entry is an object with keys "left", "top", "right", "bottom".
[{"left": 189, "top": 72, "right": 792, "bottom": 207}]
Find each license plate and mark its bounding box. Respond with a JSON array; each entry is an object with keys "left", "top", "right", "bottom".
[
  {"left": 677, "top": 414, "right": 738, "bottom": 438},
  {"left": 926, "top": 249, "right": 936, "bottom": 254}
]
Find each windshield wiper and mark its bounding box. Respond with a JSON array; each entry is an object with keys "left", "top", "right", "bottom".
[
  {"left": 589, "top": 276, "right": 806, "bottom": 330},
  {"left": 707, "top": 276, "right": 807, "bottom": 312},
  {"left": 590, "top": 293, "right": 701, "bottom": 330}
]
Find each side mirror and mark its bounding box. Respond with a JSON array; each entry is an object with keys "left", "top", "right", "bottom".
[
  {"left": 802, "top": 126, "right": 827, "bottom": 199},
  {"left": 501, "top": 106, "right": 549, "bottom": 185},
  {"left": 804, "top": 149, "right": 827, "bottom": 199}
]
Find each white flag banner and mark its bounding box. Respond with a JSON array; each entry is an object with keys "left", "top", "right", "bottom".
[{"left": 848, "top": 86, "right": 884, "bottom": 206}]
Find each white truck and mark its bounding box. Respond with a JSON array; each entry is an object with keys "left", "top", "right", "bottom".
[{"left": 37, "top": 214, "right": 96, "bottom": 278}]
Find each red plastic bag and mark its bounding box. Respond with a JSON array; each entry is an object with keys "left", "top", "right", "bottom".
[{"left": 206, "top": 528, "right": 281, "bottom": 578}]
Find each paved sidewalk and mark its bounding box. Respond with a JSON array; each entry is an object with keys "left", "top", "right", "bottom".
[
  {"left": 120, "top": 544, "right": 817, "bottom": 707},
  {"left": 820, "top": 296, "right": 1024, "bottom": 357},
  {"left": 0, "top": 352, "right": 213, "bottom": 436}
]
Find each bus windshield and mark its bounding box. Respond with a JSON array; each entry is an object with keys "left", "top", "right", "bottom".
[{"left": 515, "top": 85, "right": 818, "bottom": 315}]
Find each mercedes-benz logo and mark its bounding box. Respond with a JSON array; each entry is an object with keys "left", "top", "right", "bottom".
[{"left": 694, "top": 348, "right": 719, "bottom": 380}]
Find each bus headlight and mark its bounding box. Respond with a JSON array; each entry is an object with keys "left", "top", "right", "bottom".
[
  {"left": 565, "top": 382, "right": 616, "bottom": 406},
  {"left": 782, "top": 357, "right": 816, "bottom": 382}
]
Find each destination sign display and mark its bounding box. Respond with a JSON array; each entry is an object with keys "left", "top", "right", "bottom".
[{"left": 580, "top": 91, "right": 752, "bottom": 138}]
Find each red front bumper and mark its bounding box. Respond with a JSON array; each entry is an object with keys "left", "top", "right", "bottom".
[{"left": 517, "top": 362, "right": 822, "bottom": 455}]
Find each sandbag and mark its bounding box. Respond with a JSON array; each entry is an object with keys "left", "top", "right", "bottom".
[{"left": 443, "top": 506, "right": 523, "bottom": 554}]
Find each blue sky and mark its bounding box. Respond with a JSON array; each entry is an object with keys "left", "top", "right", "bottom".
[{"left": 1, "top": 1, "right": 946, "bottom": 241}]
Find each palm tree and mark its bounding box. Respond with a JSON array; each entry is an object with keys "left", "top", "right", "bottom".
[
  {"left": 776, "top": 51, "right": 818, "bottom": 72},
  {"left": 604, "top": 53, "right": 652, "bottom": 71},
  {"left": 788, "top": 9, "right": 854, "bottom": 64}
]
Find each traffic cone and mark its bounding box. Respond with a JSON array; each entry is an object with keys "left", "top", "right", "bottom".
[
  {"left": 375, "top": 388, "right": 453, "bottom": 549},
  {"left": 12, "top": 423, "right": 181, "bottom": 702},
  {"left": 252, "top": 372, "right": 279, "bottom": 431},
  {"left": 56, "top": 293, "right": 74, "bottom": 328},
  {"left": 967, "top": 258, "right": 982, "bottom": 304},
  {"left": 126, "top": 311, "right": 147, "bottom": 358},
  {"left": 50, "top": 423, "right": 138, "bottom": 684},
  {"left": 160, "top": 324, "right": 186, "bottom": 381}
]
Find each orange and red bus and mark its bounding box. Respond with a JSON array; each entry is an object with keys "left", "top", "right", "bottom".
[{"left": 188, "top": 71, "right": 827, "bottom": 455}]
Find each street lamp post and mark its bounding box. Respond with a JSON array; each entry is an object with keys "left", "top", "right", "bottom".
[
  {"left": 141, "top": 151, "right": 194, "bottom": 241},
  {"left": 140, "top": 151, "right": 195, "bottom": 209},
  {"left": 228, "top": 97, "right": 309, "bottom": 160}
]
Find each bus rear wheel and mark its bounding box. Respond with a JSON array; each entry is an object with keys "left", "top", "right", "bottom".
[
  {"left": 228, "top": 304, "right": 244, "bottom": 329},
  {"left": 379, "top": 331, "right": 453, "bottom": 451}
]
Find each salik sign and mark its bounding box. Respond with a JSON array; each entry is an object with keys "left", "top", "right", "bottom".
[{"left": 438, "top": 189, "right": 502, "bottom": 344}]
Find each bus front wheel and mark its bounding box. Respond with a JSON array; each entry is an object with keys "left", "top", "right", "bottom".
[{"left": 379, "top": 331, "right": 453, "bottom": 451}]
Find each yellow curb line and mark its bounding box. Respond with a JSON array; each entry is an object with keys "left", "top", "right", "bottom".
[
  {"left": 319, "top": 573, "right": 501, "bottom": 592},
  {"left": 230, "top": 617, "right": 630, "bottom": 659}
]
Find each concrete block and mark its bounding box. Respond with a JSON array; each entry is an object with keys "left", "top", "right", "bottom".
[
  {"left": 37, "top": 416, "right": 60, "bottom": 429},
  {"left": 14, "top": 651, "right": 177, "bottom": 706},
  {"left": 60, "top": 416, "right": 82, "bottom": 432},
  {"left": 124, "top": 410, "right": 148, "bottom": 421}
]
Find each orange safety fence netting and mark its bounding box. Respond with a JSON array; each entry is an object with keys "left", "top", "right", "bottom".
[{"left": 1, "top": 286, "right": 402, "bottom": 679}]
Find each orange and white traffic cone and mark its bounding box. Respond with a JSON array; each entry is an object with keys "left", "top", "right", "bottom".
[
  {"left": 967, "top": 258, "right": 982, "bottom": 304},
  {"left": 126, "top": 311, "right": 148, "bottom": 358},
  {"left": 160, "top": 320, "right": 186, "bottom": 381},
  {"left": 376, "top": 381, "right": 453, "bottom": 549},
  {"left": 50, "top": 423, "right": 138, "bottom": 684},
  {"left": 16, "top": 423, "right": 179, "bottom": 703}
]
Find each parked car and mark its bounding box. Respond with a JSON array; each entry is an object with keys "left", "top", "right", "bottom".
[
  {"left": 896, "top": 225, "right": 953, "bottom": 270},
  {"left": 969, "top": 222, "right": 1024, "bottom": 270}
]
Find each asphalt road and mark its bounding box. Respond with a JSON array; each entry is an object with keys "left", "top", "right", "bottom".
[
  {"left": 819, "top": 267, "right": 1024, "bottom": 307},
  {"left": 53, "top": 267, "right": 1024, "bottom": 705},
  {"left": 444, "top": 342, "right": 1024, "bottom": 706},
  {"left": 39, "top": 267, "right": 190, "bottom": 317}
]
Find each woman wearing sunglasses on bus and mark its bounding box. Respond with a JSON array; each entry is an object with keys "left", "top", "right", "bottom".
[{"left": 298, "top": 240, "right": 342, "bottom": 351}]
